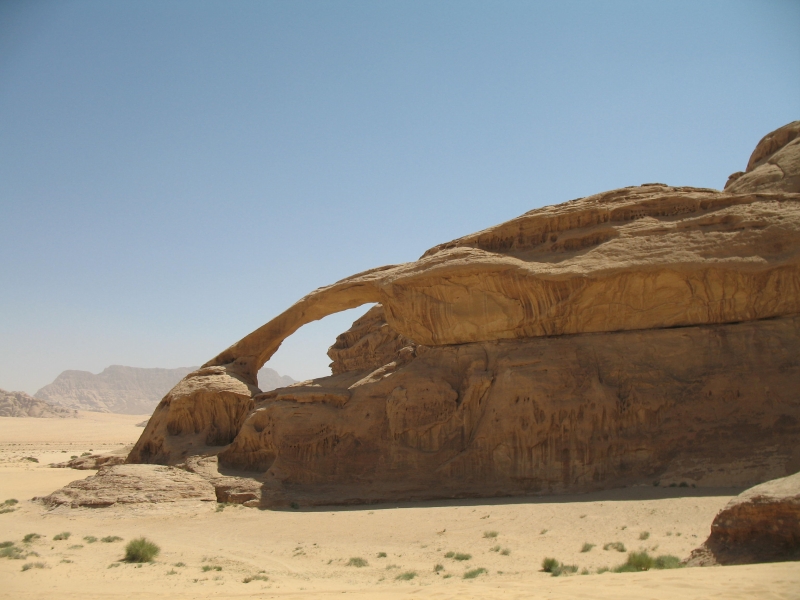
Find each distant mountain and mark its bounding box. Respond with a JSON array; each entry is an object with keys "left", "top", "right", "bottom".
[
  {"left": 33, "top": 365, "right": 296, "bottom": 415},
  {"left": 258, "top": 367, "right": 296, "bottom": 392},
  {"left": 0, "top": 388, "right": 77, "bottom": 418},
  {"left": 35, "top": 366, "right": 197, "bottom": 414}
]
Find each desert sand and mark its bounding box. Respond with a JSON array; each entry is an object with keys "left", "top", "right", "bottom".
[{"left": 1, "top": 413, "right": 797, "bottom": 599}]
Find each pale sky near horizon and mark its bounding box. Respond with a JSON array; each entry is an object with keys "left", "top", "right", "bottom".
[{"left": 1, "top": 0, "right": 798, "bottom": 394}]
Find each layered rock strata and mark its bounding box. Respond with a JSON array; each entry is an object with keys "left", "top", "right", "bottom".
[
  {"left": 0, "top": 388, "right": 77, "bottom": 418},
  {"left": 124, "top": 121, "right": 800, "bottom": 507}
]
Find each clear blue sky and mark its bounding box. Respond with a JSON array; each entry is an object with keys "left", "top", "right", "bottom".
[{"left": 1, "top": 1, "right": 798, "bottom": 394}]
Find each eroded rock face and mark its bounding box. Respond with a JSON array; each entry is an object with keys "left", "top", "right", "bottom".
[
  {"left": 127, "top": 122, "right": 800, "bottom": 507},
  {"left": 688, "top": 472, "right": 800, "bottom": 565},
  {"left": 0, "top": 388, "right": 77, "bottom": 418},
  {"left": 39, "top": 464, "right": 216, "bottom": 508}
]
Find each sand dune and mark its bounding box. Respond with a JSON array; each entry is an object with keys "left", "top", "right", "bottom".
[{"left": 0, "top": 413, "right": 797, "bottom": 599}]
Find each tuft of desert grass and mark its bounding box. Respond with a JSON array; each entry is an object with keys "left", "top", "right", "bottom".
[
  {"left": 395, "top": 571, "right": 416, "bottom": 580},
  {"left": 21, "top": 562, "right": 47, "bottom": 571},
  {"left": 101, "top": 536, "right": 123, "bottom": 543},
  {"left": 580, "top": 542, "right": 595, "bottom": 553},
  {"left": 434, "top": 563, "right": 444, "bottom": 572},
  {"left": 483, "top": 531, "right": 498, "bottom": 539},
  {"left": 463, "top": 567, "right": 487, "bottom": 579},
  {"left": 541, "top": 557, "right": 559, "bottom": 572},
  {"left": 639, "top": 531, "right": 650, "bottom": 540},
  {"left": 53, "top": 532, "right": 71, "bottom": 541},
  {"left": 603, "top": 541, "right": 626, "bottom": 552},
  {"left": 377, "top": 551, "right": 387, "bottom": 558},
  {"left": 0, "top": 544, "right": 26, "bottom": 559},
  {"left": 347, "top": 557, "right": 368, "bottom": 567},
  {"left": 500, "top": 548, "right": 510, "bottom": 556},
  {"left": 551, "top": 563, "right": 578, "bottom": 577},
  {"left": 613, "top": 551, "right": 683, "bottom": 572},
  {"left": 243, "top": 574, "right": 269, "bottom": 583},
  {"left": 202, "top": 565, "right": 222, "bottom": 572},
  {"left": 445, "top": 551, "right": 472, "bottom": 561},
  {"left": 83, "top": 536, "right": 97, "bottom": 544},
  {"left": 124, "top": 538, "right": 160, "bottom": 563}
]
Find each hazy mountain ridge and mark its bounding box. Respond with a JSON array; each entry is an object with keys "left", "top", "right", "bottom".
[
  {"left": 33, "top": 365, "right": 296, "bottom": 415},
  {"left": 0, "top": 388, "right": 77, "bottom": 418}
]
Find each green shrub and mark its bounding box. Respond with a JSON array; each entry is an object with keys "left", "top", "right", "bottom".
[
  {"left": 173, "top": 562, "right": 186, "bottom": 567},
  {"left": 347, "top": 557, "right": 368, "bottom": 567},
  {"left": 490, "top": 545, "right": 500, "bottom": 552},
  {"left": 377, "top": 551, "right": 387, "bottom": 558},
  {"left": 654, "top": 555, "right": 682, "bottom": 569},
  {"left": 68, "top": 544, "right": 83, "bottom": 550},
  {"left": 21, "top": 561, "right": 46, "bottom": 571},
  {"left": 395, "top": 571, "right": 416, "bottom": 580},
  {"left": 452, "top": 552, "right": 471, "bottom": 561},
  {"left": 2, "top": 499, "right": 18, "bottom": 506},
  {"left": 580, "top": 542, "right": 595, "bottom": 553},
  {"left": 202, "top": 565, "right": 222, "bottom": 572},
  {"left": 463, "top": 567, "right": 487, "bottom": 579},
  {"left": 614, "top": 551, "right": 654, "bottom": 572},
  {"left": 483, "top": 531, "right": 498, "bottom": 538},
  {"left": 603, "top": 541, "right": 626, "bottom": 552},
  {"left": 0, "top": 541, "right": 13, "bottom": 548},
  {"left": 53, "top": 532, "right": 71, "bottom": 541},
  {"left": 541, "top": 557, "right": 559, "bottom": 572},
  {"left": 101, "top": 536, "right": 123, "bottom": 543},
  {"left": 597, "top": 566, "right": 609, "bottom": 574},
  {"left": 124, "top": 538, "right": 160, "bottom": 563},
  {"left": 0, "top": 545, "right": 25, "bottom": 559},
  {"left": 434, "top": 563, "right": 444, "bottom": 572},
  {"left": 639, "top": 531, "right": 650, "bottom": 540},
  {"left": 500, "top": 548, "right": 510, "bottom": 556},
  {"left": 551, "top": 563, "right": 578, "bottom": 577},
  {"left": 243, "top": 574, "right": 269, "bottom": 583},
  {"left": 23, "top": 534, "right": 41, "bottom": 543},
  {"left": 83, "top": 536, "right": 97, "bottom": 543}
]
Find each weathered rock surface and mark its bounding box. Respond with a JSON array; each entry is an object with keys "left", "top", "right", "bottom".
[
  {"left": 688, "top": 472, "right": 800, "bottom": 565},
  {"left": 35, "top": 365, "right": 198, "bottom": 414},
  {"left": 127, "top": 122, "right": 800, "bottom": 507},
  {"left": 0, "top": 388, "right": 77, "bottom": 418},
  {"left": 50, "top": 454, "right": 127, "bottom": 470},
  {"left": 39, "top": 464, "right": 216, "bottom": 508}
]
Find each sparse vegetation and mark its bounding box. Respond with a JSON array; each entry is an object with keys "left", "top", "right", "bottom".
[
  {"left": 108, "top": 563, "right": 120, "bottom": 568},
  {"left": 639, "top": 531, "right": 650, "bottom": 540},
  {"left": 377, "top": 551, "right": 387, "bottom": 558},
  {"left": 53, "top": 532, "right": 71, "bottom": 541},
  {"left": 243, "top": 574, "right": 269, "bottom": 583},
  {"left": 490, "top": 545, "right": 500, "bottom": 552},
  {"left": 597, "top": 566, "right": 609, "bottom": 574},
  {"left": 551, "top": 562, "right": 578, "bottom": 577},
  {"left": 540, "top": 529, "right": 548, "bottom": 535},
  {"left": 101, "top": 536, "right": 123, "bottom": 543},
  {"left": 463, "top": 567, "right": 487, "bottom": 579},
  {"left": 0, "top": 544, "right": 26, "bottom": 559},
  {"left": 124, "top": 538, "right": 160, "bottom": 563},
  {"left": 483, "top": 530, "right": 498, "bottom": 538},
  {"left": 0, "top": 499, "right": 17, "bottom": 514},
  {"left": 580, "top": 542, "right": 595, "bottom": 553},
  {"left": 347, "top": 557, "right": 368, "bottom": 567},
  {"left": 21, "top": 561, "right": 47, "bottom": 571},
  {"left": 613, "top": 551, "right": 683, "bottom": 572},
  {"left": 500, "top": 548, "right": 510, "bottom": 556},
  {"left": 81, "top": 452, "right": 91, "bottom": 456},
  {"left": 395, "top": 571, "right": 417, "bottom": 580},
  {"left": 603, "top": 541, "right": 626, "bottom": 552},
  {"left": 68, "top": 544, "right": 84, "bottom": 550},
  {"left": 166, "top": 569, "right": 178, "bottom": 575},
  {"left": 451, "top": 552, "right": 471, "bottom": 561},
  {"left": 173, "top": 562, "right": 186, "bottom": 567},
  {"left": 434, "top": 563, "right": 444, "bottom": 572},
  {"left": 23, "top": 456, "right": 39, "bottom": 462},
  {"left": 386, "top": 563, "right": 400, "bottom": 570},
  {"left": 541, "top": 557, "right": 559, "bottom": 572},
  {"left": 202, "top": 565, "right": 222, "bottom": 572},
  {"left": 23, "top": 534, "right": 41, "bottom": 543}
]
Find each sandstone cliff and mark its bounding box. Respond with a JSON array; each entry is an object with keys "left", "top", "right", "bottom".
[
  {"left": 124, "top": 121, "right": 800, "bottom": 507},
  {"left": 0, "top": 388, "right": 77, "bottom": 418}
]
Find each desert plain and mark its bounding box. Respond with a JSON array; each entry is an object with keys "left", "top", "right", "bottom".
[{"left": 1, "top": 412, "right": 797, "bottom": 600}]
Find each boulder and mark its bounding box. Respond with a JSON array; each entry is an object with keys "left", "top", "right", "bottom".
[
  {"left": 39, "top": 464, "right": 216, "bottom": 508},
  {"left": 126, "top": 122, "right": 800, "bottom": 507},
  {"left": 688, "top": 472, "right": 800, "bottom": 565}
]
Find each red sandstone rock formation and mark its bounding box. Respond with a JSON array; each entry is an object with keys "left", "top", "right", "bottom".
[
  {"left": 122, "top": 122, "right": 800, "bottom": 507},
  {"left": 688, "top": 471, "right": 800, "bottom": 565}
]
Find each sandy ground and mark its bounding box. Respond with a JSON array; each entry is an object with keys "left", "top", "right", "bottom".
[{"left": 0, "top": 413, "right": 798, "bottom": 600}]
